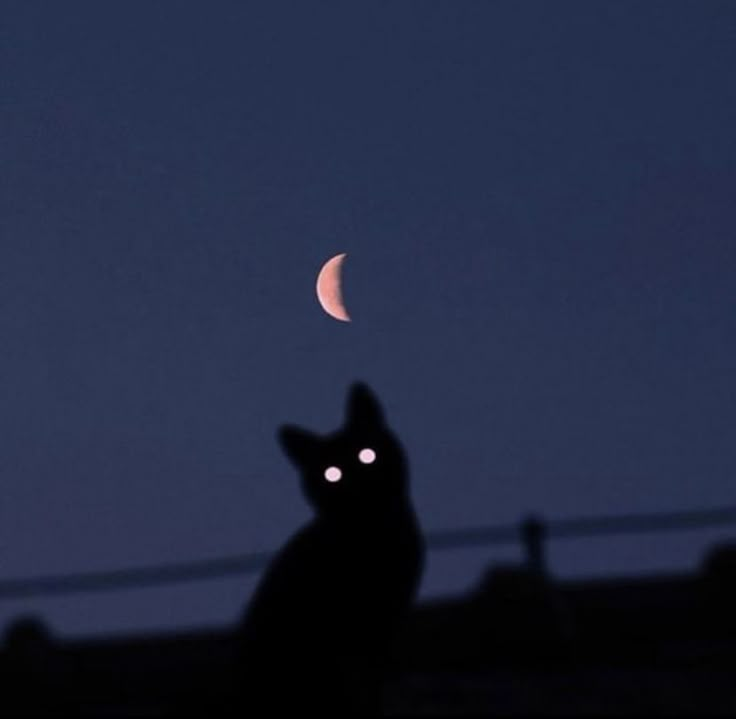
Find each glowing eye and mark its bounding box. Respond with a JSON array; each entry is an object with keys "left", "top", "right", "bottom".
[
  {"left": 324, "top": 466, "right": 342, "bottom": 483},
  {"left": 358, "top": 448, "right": 376, "bottom": 464}
]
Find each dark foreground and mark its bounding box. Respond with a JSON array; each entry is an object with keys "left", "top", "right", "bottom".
[{"left": 3, "top": 545, "right": 735, "bottom": 716}]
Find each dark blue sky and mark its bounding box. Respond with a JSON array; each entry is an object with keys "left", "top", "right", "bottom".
[{"left": 2, "top": 1, "right": 736, "bottom": 639}]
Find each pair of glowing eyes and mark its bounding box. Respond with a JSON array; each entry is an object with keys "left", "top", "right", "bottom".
[{"left": 324, "top": 448, "right": 376, "bottom": 483}]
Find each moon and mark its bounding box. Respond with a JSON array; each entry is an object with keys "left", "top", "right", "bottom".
[{"left": 316, "top": 253, "right": 351, "bottom": 322}]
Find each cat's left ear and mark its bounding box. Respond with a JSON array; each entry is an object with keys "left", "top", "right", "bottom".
[
  {"left": 278, "top": 424, "right": 321, "bottom": 467},
  {"left": 346, "top": 382, "right": 385, "bottom": 428}
]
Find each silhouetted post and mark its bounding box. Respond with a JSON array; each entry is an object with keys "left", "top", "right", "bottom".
[{"left": 521, "top": 515, "right": 547, "bottom": 575}]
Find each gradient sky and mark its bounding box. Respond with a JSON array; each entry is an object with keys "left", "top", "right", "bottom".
[{"left": 2, "top": 1, "right": 736, "bottom": 640}]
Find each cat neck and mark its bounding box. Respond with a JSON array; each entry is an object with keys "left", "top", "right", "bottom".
[{"left": 317, "top": 493, "right": 413, "bottom": 529}]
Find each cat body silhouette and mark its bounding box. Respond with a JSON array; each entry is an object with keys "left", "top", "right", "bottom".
[{"left": 234, "top": 383, "right": 424, "bottom": 715}]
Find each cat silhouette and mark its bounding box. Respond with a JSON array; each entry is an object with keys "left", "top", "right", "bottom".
[{"left": 232, "top": 382, "right": 424, "bottom": 715}]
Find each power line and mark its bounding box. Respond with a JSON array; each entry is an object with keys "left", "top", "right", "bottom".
[
  {"left": 428, "top": 505, "right": 736, "bottom": 549},
  {"left": 0, "top": 552, "right": 273, "bottom": 600},
  {"left": 1, "top": 504, "right": 735, "bottom": 600}
]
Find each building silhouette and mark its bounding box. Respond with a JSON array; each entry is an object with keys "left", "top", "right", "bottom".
[{"left": 2, "top": 509, "right": 736, "bottom": 716}]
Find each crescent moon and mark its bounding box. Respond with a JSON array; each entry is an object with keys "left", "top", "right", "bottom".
[{"left": 316, "top": 253, "right": 351, "bottom": 322}]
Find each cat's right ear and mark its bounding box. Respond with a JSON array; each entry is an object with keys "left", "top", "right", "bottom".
[{"left": 278, "top": 425, "right": 320, "bottom": 466}]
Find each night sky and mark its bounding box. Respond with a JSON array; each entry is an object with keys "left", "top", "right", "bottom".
[{"left": 2, "top": 1, "right": 736, "bottom": 640}]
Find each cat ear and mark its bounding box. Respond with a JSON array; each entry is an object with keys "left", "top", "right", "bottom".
[
  {"left": 278, "top": 425, "right": 320, "bottom": 466},
  {"left": 346, "top": 382, "right": 385, "bottom": 428}
]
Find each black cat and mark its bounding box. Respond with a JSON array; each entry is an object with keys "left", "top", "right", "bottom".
[{"left": 233, "top": 382, "right": 424, "bottom": 715}]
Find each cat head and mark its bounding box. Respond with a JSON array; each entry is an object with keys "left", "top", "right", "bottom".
[{"left": 278, "top": 382, "right": 409, "bottom": 516}]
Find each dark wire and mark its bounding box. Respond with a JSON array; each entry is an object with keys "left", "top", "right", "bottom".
[{"left": 1, "top": 505, "right": 734, "bottom": 599}]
